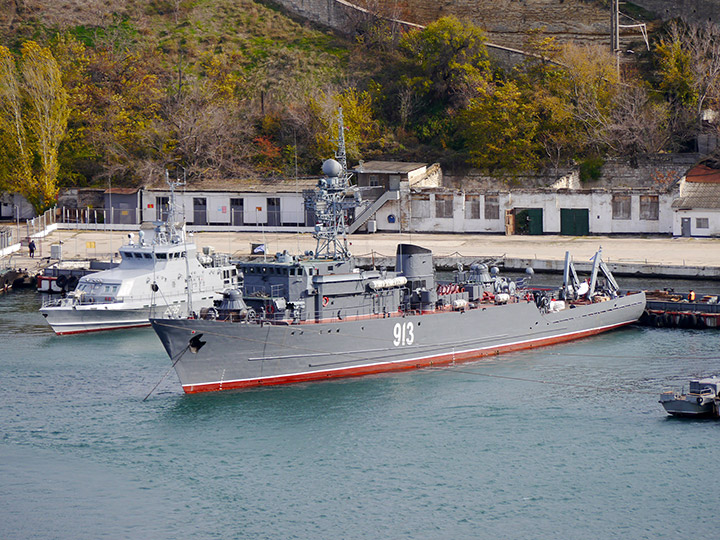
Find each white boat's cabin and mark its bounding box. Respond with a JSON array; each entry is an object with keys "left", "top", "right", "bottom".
[{"left": 688, "top": 377, "right": 720, "bottom": 396}]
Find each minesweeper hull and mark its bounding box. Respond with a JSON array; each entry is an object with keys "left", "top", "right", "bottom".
[{"left": 151, "top": 292, "right": 646, "bottom": 393}]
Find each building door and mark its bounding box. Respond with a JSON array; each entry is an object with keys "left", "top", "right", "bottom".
[
  {"left": 681, "top": 217, "right": 691, "bottom": 237},
  {"left": 267, "top": 197, "right": 281, "bottom": 226},
  {"left": 193, "top": 197, "right": 207, "bottom": 225},
  {"left": 560, "top": 208, "right": 589, "bottom": 236},
  {"left": 230, "top": 198, "right": 244, "bottom": 226},
  {"left": 515, "top": 208, "right": 543, "bottom": 235},
  {"left": 305, "top": 202, "right": 316, "bottom": 227}
]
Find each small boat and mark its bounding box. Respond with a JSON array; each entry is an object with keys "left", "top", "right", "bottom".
[
  {"left": 37, "top": 261, "right": 118, "bottom": 294},
  {"left": 659, "top": 376, "right": 720, "bottom": 417}
]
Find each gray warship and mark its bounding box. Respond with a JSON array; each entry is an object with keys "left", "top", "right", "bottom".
[{"left": 150, "top": 110, "right": 646, "bottom": 394}]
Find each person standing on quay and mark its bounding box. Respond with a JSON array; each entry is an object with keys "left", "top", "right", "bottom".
[
  {"left": 688, "top": 289, "right": 696, "bottom": 302},
  {"left": 28, "top": 239, "right": 36, "bottom": 258}
]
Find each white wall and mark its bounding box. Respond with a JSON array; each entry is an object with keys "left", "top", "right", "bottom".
[
  {"left": 673, "top": 209, "right": 720, "bottom": 237},
  {"left": 141, "top": 190, "right": 306, "bottom": 226},
  {"left": 371, "top": 190, "right": 675, "bottom": 234}
]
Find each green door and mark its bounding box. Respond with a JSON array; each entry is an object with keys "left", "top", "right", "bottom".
[
  {"left": 560, "top": 208, "right": 589, "bottom": 236},
  {"left": 515, "top": 208, "right": 544, "bottom": 235}
]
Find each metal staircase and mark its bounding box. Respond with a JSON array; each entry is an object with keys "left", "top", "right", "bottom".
[{"left": 347, "top": 190, "right": 400, "bottom": 234}]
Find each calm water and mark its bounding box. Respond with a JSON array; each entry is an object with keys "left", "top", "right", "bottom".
[{"left": 1, "top": 288, "right": 718, "bottom": 540}]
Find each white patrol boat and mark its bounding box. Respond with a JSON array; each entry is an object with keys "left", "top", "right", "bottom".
[{"left": 40, "top": 179, "right": 240, "bottom": 335}]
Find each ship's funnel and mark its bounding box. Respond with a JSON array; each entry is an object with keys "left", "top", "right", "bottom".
[{"left": 396, "top": 244, "right": 434, "bottom": 290}]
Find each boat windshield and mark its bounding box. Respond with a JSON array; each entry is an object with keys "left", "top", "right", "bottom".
[{"left": 689, "top": 381, "right": 717, "bottom": 394}]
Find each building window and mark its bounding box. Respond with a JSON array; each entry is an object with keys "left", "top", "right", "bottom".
[
  {"left": 465, "top": 195, "right": 481, "bottom": 219},
  {"left": 639, "top": 195, "right": 659, "bottom": 220},
  {"left": 696, "top": 217, "right": 709, "bottom": 229},
  {"left": 612, "top": 194, "right": 631, "bottom": 220},
  {"left": 435, "top": 194, "right": 453, "bottom": 218},
  {"left": 369, "top": 175, "right": 380, "bottom": 187},
  {"left": 156, "top": 196, "right": 169, "bottom": 221},
  {"left": 411, "top": 193, "right": 430, "bottom": 218},
  {"left": 484, "top": 195, "right": 500, "bottom": 220}
]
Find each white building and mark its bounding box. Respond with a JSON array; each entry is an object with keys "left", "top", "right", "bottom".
[
  {"left": 369, "top": 188, "right": 674, "bottom": 235},
  {"left": 140, "top": 179, "right": 318, "bottom": 231},
  {"left": 672, "top": 161, "right": 720, "bottom": 237},
  {"left": 361, "top": 156, "right": 694, "bottom": 235}
]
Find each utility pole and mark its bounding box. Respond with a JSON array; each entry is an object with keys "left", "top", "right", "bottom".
[
  {"left": 610, "top": 0, "right": 649, "bottom": 80},
  {"left": 611, "top": 0, "right": 620, "bottom": 78}
]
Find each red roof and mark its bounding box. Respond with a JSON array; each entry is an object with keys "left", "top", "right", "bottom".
[
  {"left": 104, "top": 187, "right": 140, "bottom": 194},
  {"left": 686, "top": 164, "right": 720, "bottom": 183}
]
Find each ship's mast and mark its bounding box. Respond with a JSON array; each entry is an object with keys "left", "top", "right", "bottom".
[
  {"left": 164, "top": 168, "right": 186, "bottom": 245},
  {"left": 308, "top": 107, "right": 360, "bottom": 260}
]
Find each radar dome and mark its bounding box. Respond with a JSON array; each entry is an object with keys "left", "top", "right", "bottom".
[{"left": 322, "top": 159, "right": 342, "bottom": 177}]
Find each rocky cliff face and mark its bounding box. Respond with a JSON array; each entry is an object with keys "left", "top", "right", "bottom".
[
  {"left": 272, "top": 0, "right": 719, "bottom": 50},
  {"left": 395, "top": 0, "right": 611, "bottom": 47},
  {"left": 630, "top": 0, "right": 719, "bottom": 25}
]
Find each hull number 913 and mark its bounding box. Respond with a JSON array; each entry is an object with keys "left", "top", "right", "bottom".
[{"left": 393, "top": 322, "right": 415, "bottom": 347}]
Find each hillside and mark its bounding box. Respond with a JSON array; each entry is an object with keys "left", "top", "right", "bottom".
[{"left": 0, "top": 0, "right": 716, "bottom": 211}]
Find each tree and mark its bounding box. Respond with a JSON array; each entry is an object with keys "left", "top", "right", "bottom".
[
  {"left": 21, "top": 41, "right": 70, "bottom": 212},
  {"left": 396, "top": 16, "right": 492, "bottom": 146},
  {"left": 309, "top": 88, "right": 382, "bottom": 165},
  {"left": 0, "top": 47, "right": 31, "bottom": 194},
  {"left": 459, "top": 80, "right": 542, "bottom": 174},
  {"left": 654, "top": 20, "right": 720, "bottom": 150},
  {"left": 600, "top": 84, "right": 670, "bottom": 155},
  {"left": 52, "top": 33, "right": 99, "bottom": 186},
  {"left": 556, "top": 43, "right": 619, "bottom": 154},
  {"left": 400, "top": 16, "right": 490, "bottom": 108},
  {"left": 0, "top": 42, "right": 69, "bottom": 213}
]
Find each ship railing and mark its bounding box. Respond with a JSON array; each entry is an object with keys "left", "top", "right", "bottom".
[{"left": 41, "top": 292, "right": 195, "bottom": 308}]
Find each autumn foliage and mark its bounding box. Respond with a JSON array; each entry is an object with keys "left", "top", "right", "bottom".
[{"left": 1, "top": 3, "right": 719, "bottom": 198}]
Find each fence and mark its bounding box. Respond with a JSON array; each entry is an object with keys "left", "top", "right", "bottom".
[
  {"left": 24, "top": 207, "right": 58, "bottom": 239},
  {"left": 0, "top": 226, "right": 14, "bottom": 252},
  {"left": 60, "top": 207, "right": 138, "bottom": 228},
  {"left": 56, "top": 206, "right": 315, "bottom": 231}
]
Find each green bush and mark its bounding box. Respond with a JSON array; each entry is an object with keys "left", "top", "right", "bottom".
[{"left": 579, "top": 157, "right": 604, "bottom": 183}]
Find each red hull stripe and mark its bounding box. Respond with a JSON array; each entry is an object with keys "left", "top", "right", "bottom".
[
  {"left": 55, "top": 322, "right": 151, "bottom": 335},
  {"left": 182, "top": 319, "right": 635, "bottom": 393}
]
